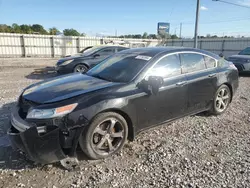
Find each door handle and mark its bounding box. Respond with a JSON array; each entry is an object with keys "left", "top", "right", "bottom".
[
  {"left": 208, "top": 73, "right": 216, "bottom": 78},
  {"left": 176, "top": 81, "right": 187, "bottom": 86}
]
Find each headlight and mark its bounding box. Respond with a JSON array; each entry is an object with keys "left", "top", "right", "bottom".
[
  {"left": 27, "top": 103, "right": 78, "bottom": 119},
  {"left": 59, "top": 59, "right": 74, "bottom": 66}
]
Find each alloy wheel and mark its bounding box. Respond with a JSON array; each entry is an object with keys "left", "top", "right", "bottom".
[
  {"left": 215, "top": 87, "right": 230, "bottom": 113},
  {"left": 91, "top": 118, "right": 125, "bottom": 156},
  {"left": 74, "top": 64, "right": 87, "bottom": 73}
]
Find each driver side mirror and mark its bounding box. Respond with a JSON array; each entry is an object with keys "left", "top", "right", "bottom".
[
  {"left": 139, "top": 76, "right": 164, "bottom": 95},
  {"left": 93, "top": 54, "right": 100, "bottom": 58}
]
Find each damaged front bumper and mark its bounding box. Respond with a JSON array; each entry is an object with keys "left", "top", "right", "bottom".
[{"left": 7, "top": 107, "right": 68, "bottom": 164}]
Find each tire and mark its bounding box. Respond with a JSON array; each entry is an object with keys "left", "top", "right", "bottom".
[
  {"left": 73, "top": 64, "right": 88, "bottom": 73},
  {"left": 209, "top": 84, "right": 231, "bottom": 115},
  {"left": 79, "top": 112, "right": 128, "bottom": 160}
]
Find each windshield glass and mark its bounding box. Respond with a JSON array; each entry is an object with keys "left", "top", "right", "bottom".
[
  {"left": 87, "top": 53, "right": 152, "bottom": 82},
  {"left": 81, "top": 46, "right": 103, "bottom": 56},
  {"left": 239, "top": 47, "right": 250, "bottom": 55},
  {"left": 79, "top": 46, "right": 93, "bottom": 53}
]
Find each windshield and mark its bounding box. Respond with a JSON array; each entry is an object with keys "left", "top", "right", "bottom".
[
  {"left": 81, "top": 46, "right": 103, "bottom": 56},
  {"left": 239, "top": 47, "right": 250, "bottom": 55},
  {"left": 87, "top": 53, "right": 152, "bottom": 83},
  {"left": 79, "top": 46, "right": 93, "bottom": 53}
]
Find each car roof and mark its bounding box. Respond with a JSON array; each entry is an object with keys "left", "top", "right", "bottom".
[
  {"left": 118, "top": 47, "right": 219, "bottom": 59},
  {"left": 95, "top": 45, "right": 129, "bottom": 48}
]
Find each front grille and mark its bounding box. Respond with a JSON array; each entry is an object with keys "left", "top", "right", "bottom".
[{"left": 18, "top": 97, "right": 38, "bottom": 119}]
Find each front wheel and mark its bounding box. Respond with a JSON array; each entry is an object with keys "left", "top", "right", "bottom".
[
  {"left": 209, "top": 84, "right": 231, "bottom": 115},
  {"left": 79, "top": 112, "right": 128, "bottom": 160},
  {"left": 73, "top": 64, "right": 88, "bottom": 73}
]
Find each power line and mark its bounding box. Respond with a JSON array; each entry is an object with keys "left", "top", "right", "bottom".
[
  {"left": 177, "top": 17, "right": 250, "bottom": 25},
  {"left": 212, "top": 0, "right": 250, "bottom": 9}
]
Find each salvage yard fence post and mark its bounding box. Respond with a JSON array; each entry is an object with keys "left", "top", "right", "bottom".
[
  {"left": 21, "top": 35, "right": 26, "bottom": 57},
  {"left": 77, "top": 37, "right": 80, "bottom": 53},
  {"left": 51, "top": 36, "right": 55, "bottom": 58}
]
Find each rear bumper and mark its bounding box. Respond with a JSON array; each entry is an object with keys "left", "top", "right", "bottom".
[{"left": 7, "top": 107, "right": 66, "bottom": 164}]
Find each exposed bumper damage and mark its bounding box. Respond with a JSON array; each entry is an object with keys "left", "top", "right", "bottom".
[{"left": 7, "top": 107, "right": 86, "bottom": 164}]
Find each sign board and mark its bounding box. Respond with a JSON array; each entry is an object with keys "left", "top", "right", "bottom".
[{"left": 157, "top": 22, "right": 170, "bottom": 35}]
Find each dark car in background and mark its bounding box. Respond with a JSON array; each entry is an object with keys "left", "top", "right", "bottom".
[
  {"left": 56, "top": 45, "right": 128, "bottom": 74},
  {"left": 8, "top": 47, "right": 238, "bottom": 164},
  {"left": 227, "top": 47, "right": 250, "bottom": 73},
  {"left": 64, "top": 46, "right": 93, "bottom": 57}
]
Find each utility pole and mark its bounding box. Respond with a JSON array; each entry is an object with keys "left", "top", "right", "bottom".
[
  {"left": 179, "top": 23, "right": 182, "bottom": 39},
  {"left": 194, "top": 0, "right": 200, "bottom": 48}
]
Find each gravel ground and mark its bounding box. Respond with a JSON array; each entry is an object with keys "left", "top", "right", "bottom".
[{"left": 0, "top": 58, "right": 250, "bottom": 188}]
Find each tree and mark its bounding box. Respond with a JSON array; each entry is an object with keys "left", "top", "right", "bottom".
[
  {"left": 80, "top": 33, "right": 86, "bottom": 37},
  {"left": 142, "top": 32, "right": 148, "bottom": 39},
  {"left": 148, "top": 34, "right": 157, "bottom": 39},
  {"left": 63, "top": 28, "right": 81, "bottom": 36},
  {"left": 0, "top": 24, "right": 12, "bottom": 33},
  {"left": 12, "top": 23, "right": 21, "bottom": 33},
  {"left": 206, "top": 34, "right": 211, "bottom": 38},
  {"left": 20, "top": 24, "right": 33, "bottom": 34},
  {"left": 133, "top": 34, "right": 142, "bottom": 39},
  {"left": 158, "top": 33, "right": 170, "bottom": 39},
  {"left": 31, "top": 24, "right": 48, "bottom": 34},
  {"left": 171, "top": 34, "right": 179, "bottom": 39},
  {"left": 49, "top": 27, "right": 60, "bottom": 35}
]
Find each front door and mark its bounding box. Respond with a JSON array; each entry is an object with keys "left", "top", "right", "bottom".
[{"left": 134, "top": 54, "right": 188, "bottom": 132}]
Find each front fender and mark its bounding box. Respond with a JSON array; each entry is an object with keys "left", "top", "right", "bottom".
[
  {"left": 70, "top": 98, "right": 137, "bottom": 139},
  {"left": 83, "top": 98, "right": 136, "bottom": 125}
]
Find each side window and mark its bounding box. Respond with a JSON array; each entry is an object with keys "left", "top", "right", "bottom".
[
  {"left": 98, "top": 48, "right": 115, "bottom": 56},
  {"left": 204, "top": 56, "right": 216, "bottom": 69},
  {"left": 180, "top": 53, "right": 206, "bottom": 73},
  {"left": 147, "top": 54, "right": 181, "bottom": 78},
  {"left": 218, "top": 58, "right": 229, "bottom": 67}
]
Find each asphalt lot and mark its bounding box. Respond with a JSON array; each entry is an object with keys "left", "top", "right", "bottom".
[{"left": 0, "top": 58, "right": 250, "bottom": 188}]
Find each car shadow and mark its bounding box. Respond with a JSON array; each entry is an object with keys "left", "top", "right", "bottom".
[
  {"left": 239, "top": 72, "right": 250, "bottom": 77},
  {"left": 25, "top": 66, "right": 58, "bottom": 80}
]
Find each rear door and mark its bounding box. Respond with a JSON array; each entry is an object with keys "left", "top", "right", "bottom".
[{"left": 180, "top": 52, "right": 218, "bottom": 113}]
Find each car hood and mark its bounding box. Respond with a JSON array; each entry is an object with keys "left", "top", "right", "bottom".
[
  {"left": 22, "top": 73, "right": 120, "bottom": 104},
  {"left": 228, "top": 55, "right": 250, "bottom": 60}
]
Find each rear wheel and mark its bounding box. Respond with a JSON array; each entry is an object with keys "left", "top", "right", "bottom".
[
  {"left": 209, "top": 84, "right": 231, "bottom": 115},
  {"left": 73, "top": 64, "right": 88, "bottom": 73},
  {"left": 79, "top": 112, "right": 128, "bottom": 160}
]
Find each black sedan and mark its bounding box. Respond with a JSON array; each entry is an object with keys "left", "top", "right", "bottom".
[
  {"left": 8, "top": 47, "right": 239, "bottom": 164},
  {"left": 227, "top": 47, "right": 250, "bottom": 73},
  {"left": 56, "top": 45, "right": 128, "bottom": 74}
]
